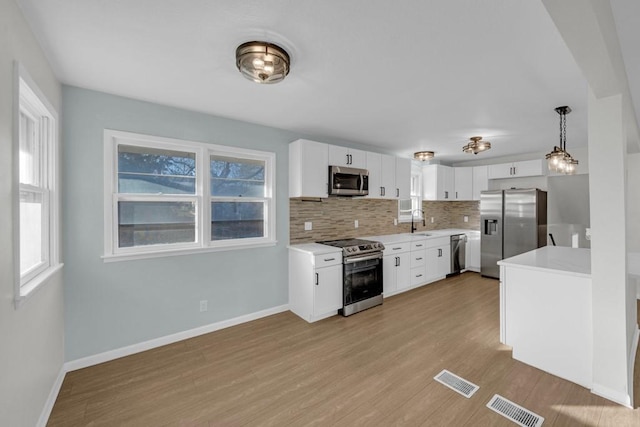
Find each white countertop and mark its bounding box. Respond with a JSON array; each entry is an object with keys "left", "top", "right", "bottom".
[
  {"left": 498, "top": 246, "right": 591, "bottom": 278},
  {"left": 288, "top": 243, "right": 343, "bottom": 256}
]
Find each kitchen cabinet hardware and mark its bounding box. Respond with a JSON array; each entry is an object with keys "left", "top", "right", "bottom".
[
  {"left": 396, "top": 188, "right": 399, "bottom": 197},
  {"left": 392, "top": 247, "right": 402, "bottom": 250},
  {"left": 395, "top": 256, "right": 400, "bottom": 266},
  {"left": 315, "top": 272, "right": 319, "bottom": 285},
  {"left": 438, "top": 248, "right": 442, "bottom": 257},
  {"left": 416, "top": 244, "right": 423, "bottom": 247},
  {"left": 416, "top": 257, "right": 423, "bottom": 260},
  {"left": 324, "top": 257, "right": 335, "bottom": 262},
  {"left": 416, "top": 274, "right": 423, "bottom": 278}
]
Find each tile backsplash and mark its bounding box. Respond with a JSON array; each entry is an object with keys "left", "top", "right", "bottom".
[{"left": 290, "top": 198, "right": 480, "bottom": 244}]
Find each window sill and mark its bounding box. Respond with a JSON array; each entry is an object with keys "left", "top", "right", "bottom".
[
  {"left": 103, "top": 240, "right": 278, "bottom": 263},
  {"left": 15, "top": 263, "right": 64, "bottom": 309}
]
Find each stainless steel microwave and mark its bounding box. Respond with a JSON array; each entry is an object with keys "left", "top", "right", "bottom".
[{"left": 329, "top": 166, "right": 369, "bottom": 196}]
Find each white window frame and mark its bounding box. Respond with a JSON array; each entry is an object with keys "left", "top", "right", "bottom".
[
  {"left": 103, "top": 130, "right": 276, "bottom": 262},
  {"left": 398, "top": 161, "right": 423, "bottom": 223},
  {"left": 13, "top": 63, "right": 62, "bottom": 306}
]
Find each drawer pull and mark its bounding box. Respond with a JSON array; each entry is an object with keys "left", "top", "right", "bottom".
[
  {"left": 392, "top": 247, "right": 402, "bottom": 250},
  {"left": 415, "top": 244, "right": 423, "bottom": 247},
  {"left": 416, "top": 274, "right": 423, "bottom": 278},
  {"left": 323, "top": 257, "right": 335, "bottom": 262},
  {"left": 416, "top": 257, "right": 423, "bottom": 260}
]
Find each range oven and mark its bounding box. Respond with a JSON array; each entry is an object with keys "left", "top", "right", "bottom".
[{"left": 318, "top": 238, "right": 384, "bottom": 316}]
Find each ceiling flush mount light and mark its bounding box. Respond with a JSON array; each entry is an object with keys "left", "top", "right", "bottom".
[
  {"left": 236, "top": 41, "right": 290, "bottom": 84},
  {"left": 463, "top": 136, "right": 491, "bottom": 155},
  {"left": 414, "top": 151, "right": 435, "bottom": 161},
  {"left": 545, "top": 106, "right": 578, "bottom": 175}
]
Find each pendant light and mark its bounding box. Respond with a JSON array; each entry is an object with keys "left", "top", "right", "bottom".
[
  {"left": 463, "top": 136, "right": 491, "bottom": 155},
  {"left": 236, "top": 41, "right": 290, "bottom": 84},
  {"left": 545, "top": 106, "right": 578, "bottom": 174}
]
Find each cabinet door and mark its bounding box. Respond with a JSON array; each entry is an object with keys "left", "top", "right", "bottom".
[
  {"left": 380, "top": 154, "right": 396, "bottom": 198},
  {"left": 349, "top": 148, "right": 367, "bottom": 169},
  {"left": 314, "top": 265, "right": 343, "bottom": 315},
  {"left": 513, "top": 159, "right": 545, "bottom": 178},
  {"left": 328, "top": 146, "right": 350, "bottom": 166},
  {"left": 454, "top": 167, "right": 473, "bottom": 200},
  {"left": 440, "top": 166, "right": 455, "bottom": 200},
  {"left": 422, "top": 164, "right": 438, "bottom": 200},
  {"left": 366, "top": 152, "right": 383, "bottom": 198},
  {"left": 395, "top": 157, "right": 411, "bottom": 199},
  {"left": 289, "top": 139, "right": 328, "bottom": 198},
  {"left": 383, "top": 255, "right": 397, "bottom": 296},
  {"left": 438, "top": 244, "right": 451, "bottom": 277},
  {"left": 487, "top": 163, "right": 513, "bottom": 179},
  {"left": 425, "top": 247, "right": 439, "bottom": 281},
  {"left": 396, "top": 252, "right": 411, "bottom": 291},
  {"left": 467, "top": 234, "right": 481, "bottom": 270},
  {"left": 472, "top": 166, "right": 488, "bottom": 201}
]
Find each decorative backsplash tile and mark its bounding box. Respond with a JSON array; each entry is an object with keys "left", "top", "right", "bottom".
[{"left": 290, "top": 198, "right": 480, "bottom": 244}]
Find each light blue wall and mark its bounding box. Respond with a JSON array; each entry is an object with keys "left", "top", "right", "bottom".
[{"left": 62, "top": 86, "right": 304, "bottom": 361}]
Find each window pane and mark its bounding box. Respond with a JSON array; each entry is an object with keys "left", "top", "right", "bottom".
[
  {"left": 20, "top": 190, "right": 46, "bottom": 274},
  {"left": 210, "top": 155, "right": 265, "bottom": 197},
  {"left": 211, "top": 202, "right": 264, "bottom": 241},
  {"left": 118, "top": 145, "right": 196, "bottom": 194},
  {"left": 19, "top": 111, "right": 41, "bottom": 186},
  {"left": 118, "top": 201, "right": 196, "bottom": 248}
]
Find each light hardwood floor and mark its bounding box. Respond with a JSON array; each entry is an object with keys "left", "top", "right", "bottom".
[{"left": 49, "top": 273, "right": 640, "bottom": 426}]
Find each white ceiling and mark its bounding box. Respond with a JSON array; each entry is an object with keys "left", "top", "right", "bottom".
[{"left": 16, "top": 0, "right": 637, "bottom": 163}]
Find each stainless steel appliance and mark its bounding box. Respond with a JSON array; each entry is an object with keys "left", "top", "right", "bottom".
[
  {"left": 449, "top": 234, "right": 467, "bottom": 275},
  {"left": 318, "top": 238, "right": 384, "bottom": 316},
  {"left": 328, "top": 166, "right": 369, "bottom": 196},
  {"left": 480, "top": 189, "right": 547, "bottom": 279}
]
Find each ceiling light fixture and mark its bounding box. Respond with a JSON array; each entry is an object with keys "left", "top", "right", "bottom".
[
  {"left": 414, "top": 151, "right": 435, "bottom": 161},
  {"left": 545, "top": 106, "right": 578, "bottom": 174},
  {"left": 236, "top": 41, "right": 290, "bottom": 84},
  {"left": 463, "top": 136, "right": 491, "bottom": 155}
]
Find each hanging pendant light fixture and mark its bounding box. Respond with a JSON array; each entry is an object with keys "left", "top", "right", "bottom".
[
  {"left": 463, "top": 136, "right": 491, "bottom": 155},
  {"left": 236, "top": 41, "right": 290, "bottom": 84},
  {"left": 545, "top": 106, "right": 578, "bottom": 175},
  {"left": 414, "top": 151, "right": 435, "bottom": 161}
]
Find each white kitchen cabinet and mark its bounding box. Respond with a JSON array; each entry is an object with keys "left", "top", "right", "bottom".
[
  {"left": 328, "top": 145, "right": 366, "bottom": 169},
  {"left": 472, "top": 166, "right": 488, "bottom": 200},
  {"left": 465, "top": 231, "right": 481, "bottom": 272},
  {"left": 425, "top": 237, "right": 451, "bottom": 282},
  {"left": 289, "top": 247, "right": 343, "bottom": 323},
  {"left": 410, "top": 239, "right": 428, "bottom": 287},
  {"left": 381, "top": 154, "right": 397, "bottom": 198},
  {"left": 289, "top": 139, "right": 329, "bottom": 198},
  {"left": 454, "top": 167, "right": 473, "bottom": 201},
  {"left": 383, "top": 242, "right": 411, "bottom": 296},
  {"left": 488, "top": 159, "right": 546, "bottom": 179},
  {"left": 366, "top": 153, "right": 397, "bottom": 199},
  {"left": 423, "top": 164, "right": 454, "bottom": 201},
  {"left": 395, "top": 157, "right": 411, "bottom": 199}
]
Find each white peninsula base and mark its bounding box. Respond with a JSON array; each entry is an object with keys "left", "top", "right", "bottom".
[{"left": 498, "top": 246, "right": 592, "bottom": 388}]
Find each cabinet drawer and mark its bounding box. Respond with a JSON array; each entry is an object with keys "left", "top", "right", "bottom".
[
  {"left": 425, "top": 236, "right": 450, "bottom": 248},
  {"left": 411, "top": 240, "right": 427, "bottom": 251},
  {"left": 314, "top": 253, "right": 342, "bottom": 268},
  {"left": 411, "top": 267, "right": 426, "bottom": 286},
  {"left": 411, "top": 253, "right": 426, "bottom": 268},
  {"left": 383, "top": 242, "right": 411, "bottom": 255}
]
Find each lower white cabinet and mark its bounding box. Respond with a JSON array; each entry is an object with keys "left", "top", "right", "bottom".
[
  {"left": 465, "top": 231, "right": 481, "bottom": 272},
  {"left": 289, "top": 248, "right": 343, "bottom": 322},
  {"left": 383, "top": 241, "right": 411, "bottom": 296},
  {"left": 425, "top": 237, "right": 451, "bottom": 282}
]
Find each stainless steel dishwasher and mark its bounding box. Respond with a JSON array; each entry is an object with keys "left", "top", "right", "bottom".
[{"left": 450, "top": 234, "right": 467, "bottom": 275}]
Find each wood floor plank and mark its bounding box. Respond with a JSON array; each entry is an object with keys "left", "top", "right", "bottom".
[{"left": 47, "top": 272, "right": 640, "bottom": 426}]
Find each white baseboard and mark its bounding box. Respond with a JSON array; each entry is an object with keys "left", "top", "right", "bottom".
[
  {"left": 37, "top": 366, "right": 66, "bottom": 427},
  {"left": 591, "top": 383, "right": 633, "bottom": 409},
  {"left": 64, "top": 304, "right": 289, "bottom": 372}
]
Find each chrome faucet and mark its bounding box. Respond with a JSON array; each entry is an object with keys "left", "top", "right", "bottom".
[{"left": 411, "top": 209, "right": 425, "bottom": 233}]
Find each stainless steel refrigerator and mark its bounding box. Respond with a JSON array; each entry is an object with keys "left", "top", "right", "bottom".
[{"left": 480, "top": 189, "right": 547, "bottom": 278}]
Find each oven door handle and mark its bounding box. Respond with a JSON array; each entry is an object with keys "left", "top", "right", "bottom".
[{"left": 344, "top": 253, "right": 383, "bottom": 264}]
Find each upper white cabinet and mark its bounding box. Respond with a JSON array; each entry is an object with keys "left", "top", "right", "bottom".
[
  {"left": 454, "top": 167, "right": 473, "bottom": 201},
  {"left": 472, "top": 166, "right": 489, "bottom": 201},
  {"left": 366, "top": 153, "right": 397, "bottom": 198},
  {"left": 488, "top": 159, "right": 546, "bottom": 179},
  {"left": 329, "top": 145, "right": 366, "bottom": 169},
  {"left": 395, "top": 157, "right": 411, "bottom": 199},
  {"left": 381, "top": 155, "right": 397, "bottom": 198},
  {"left": 423, "top": 164, "right": 454, "bottom": 201},
  {"left": 289, "top": 139, "right": 329, "bottom": 198}
]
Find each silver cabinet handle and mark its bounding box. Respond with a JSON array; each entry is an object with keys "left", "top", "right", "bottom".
[{"left": 315, "top": 272, "right": 319, "bottom": 286}]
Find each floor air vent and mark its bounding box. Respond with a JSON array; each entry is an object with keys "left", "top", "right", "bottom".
[
  {"left": 433, "top": 369, "right": 479, "bottom": 398},
  {"left": 486, "top": 394, "right": 544, "bottom": 427}
]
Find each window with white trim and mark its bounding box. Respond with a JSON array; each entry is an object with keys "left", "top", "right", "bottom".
[
  {"left": 104, "top": 130, "right": 276, "bottom": 260},
  {"left": 16, "top": 65, "right": 61, "bottom": 299},
  {"left": 398, "top": 165, "right": 423, "bottom": 222}
]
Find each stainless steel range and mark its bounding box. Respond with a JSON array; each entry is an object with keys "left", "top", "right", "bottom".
[{"left": 318, "top": 238, "right": 385, "bottom": 316}]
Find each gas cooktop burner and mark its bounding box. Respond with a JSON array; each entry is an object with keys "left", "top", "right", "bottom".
[{"left": 318, "top": 238, "right": 384, "bottom": 256}]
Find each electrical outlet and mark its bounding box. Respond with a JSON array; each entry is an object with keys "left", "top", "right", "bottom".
[
  {"left": 463, "top": 215, "right": 469, "bottom": 223},
  {"left": 430, "top": 217, "right": 434, "bottom": 223},
  {"left": 304, "top": 221, "right": 312, "bottom": 231},
  {"left": 394, "top": 218, "right": 398, "bottom": 226},
  {"left": 354, "top": 220, "right": 359, "bottom": 228},
  {"left": 199, "top": 300, "right": 208, "bottom": 312}
]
